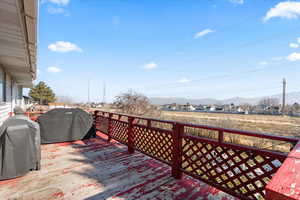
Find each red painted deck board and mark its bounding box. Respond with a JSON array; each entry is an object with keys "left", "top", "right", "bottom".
[
  {"left": 0, "top": 136, "right": 237, "bottom": 200},
  {"left": 266, "top": 141, "right": 300, "bottom": 200}
]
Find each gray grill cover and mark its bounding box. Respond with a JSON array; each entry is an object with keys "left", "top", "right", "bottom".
[
  {"left": 0, "top": 116, "right": 41, "bottom": 180},
  {"left": 39, "top": 108, "right": 93, "bottom": 144}
]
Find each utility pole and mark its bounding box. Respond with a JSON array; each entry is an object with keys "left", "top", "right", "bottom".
[{"left": 282, "top": 78, "right": 286, "bottom": 114}]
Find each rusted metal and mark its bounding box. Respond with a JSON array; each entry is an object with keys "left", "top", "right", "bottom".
[{"left": 93, "top": 110, "right": 299, "bottom": 200}]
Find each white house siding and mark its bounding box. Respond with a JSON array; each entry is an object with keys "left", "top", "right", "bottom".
[
  {"left": 0, "top": 0, "right": 37, "bottom": 125},
  {"left": 0, "top": 70, "right": 23, "bottom": 125},
  {"left": 0, "top": 103, "right": 11, "bottom": 126}
]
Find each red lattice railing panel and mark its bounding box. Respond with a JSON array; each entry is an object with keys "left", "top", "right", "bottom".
[
  {"left": 133, "top": 125, "right": 173, "bottom": 164},
  {"left": 181, "top": 135, "right": 286, "bottom": 200},
  {"left": 93, "top": 111, "right": 298, "bottom": 200},
  {"left": 111, "top": 119, "right": 128, "bottom": 144},
  {"left": 95, "top": 115, "right": 109, "bottom": 134}
]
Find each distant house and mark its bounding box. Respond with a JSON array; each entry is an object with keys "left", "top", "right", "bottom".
[
  {"left": 181, "top": 103, "right": 196, "bottom": 111},
  {"left": 266, "top": 106, "right": 280, "bottom": 115},
  {"left": 204, "top": 105, "right": 211, "bottom": 111},
  {"left": 209, "top": 106, "right": 216, "bottom": 111},
  {"left": 23, "top": 96, "right": 34, "bottom": 109},
  {"left": 187, "top": 104, "right": 196, "bottom": 111},
  {"left": 215, "top": 106, "right": 224, "bottom": 111},
  {"left": 169, "top": 103, "right": 178, "bottom": 111},
  {"left": 161, "top": 103, "right": 178, "bottom": 111},
  {"left": 195, "top": 105, "right": 205, "bottom": 111},
  {"left": 237, "top": 107, "right": 244, "bottom": 113}
]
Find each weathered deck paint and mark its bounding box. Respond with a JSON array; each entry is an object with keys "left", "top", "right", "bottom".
[
  {"left": 0, "top": 135, "right": 237, "bottom": 200},
  {"left": 266, "top": 141, "right": 300, "bottom": 200}
]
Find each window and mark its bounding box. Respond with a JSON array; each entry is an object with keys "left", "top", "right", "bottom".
[{"left": 18, "top": 85, "right": 23, "bottom": 99}]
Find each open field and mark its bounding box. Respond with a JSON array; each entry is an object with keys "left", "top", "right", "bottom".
[{"left": 160, "top": 111, "right": 300, "bottom": 138}]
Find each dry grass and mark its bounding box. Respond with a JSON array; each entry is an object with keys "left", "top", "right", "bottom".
[
  {"left": 160, "top": 111, "right": 300, "bottom": 152},
  {"left": 98, "top": 109, "right": 299, "bottom": 152},
  {"left": 161, "top": 111, "right": 300, "bottom": 138}
]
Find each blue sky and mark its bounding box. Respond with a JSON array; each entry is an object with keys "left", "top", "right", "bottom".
[{"left": 37, "top": 0, "right": 300, "bottom": 102}]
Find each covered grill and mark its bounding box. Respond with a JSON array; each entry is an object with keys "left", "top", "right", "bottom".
[
  {"left": 0, "top": 117, "right": 40, "bottom": 180},
  {"left": 39, "top": 108, "right": 94, "bottom": 144}
]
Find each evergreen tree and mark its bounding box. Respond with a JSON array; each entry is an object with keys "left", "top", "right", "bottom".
[{"left": 29, "top": 81, "right": 56, "bottom": 105}]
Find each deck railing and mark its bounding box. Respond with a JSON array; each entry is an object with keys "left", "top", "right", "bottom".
[{"left": 93, "top": 110, "right": 299, "bottom": 200}]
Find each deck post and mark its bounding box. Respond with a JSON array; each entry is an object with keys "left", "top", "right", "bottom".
[
  {"left": 218, "top": 130, "right": 224, "bottom": 143},
  {"left": 147, "top": 119, "right": 151, "bottom": 127},
  {"left": 107, "top": 113, "right": 113, "bottom": 142},
  {"left": 127, "top": 116, "right": 135, "bottom": 153},
  {"left": 171, "top": 122, "right": 183, "bottom": 179}
]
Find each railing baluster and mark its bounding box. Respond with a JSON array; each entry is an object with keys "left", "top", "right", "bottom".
[
  {"left": 107, "top": 113, "right": 113, "bottom": 142},
  {"left": 93, "top": 110, "right": 99, "bottom": 131},
  {"left": 147, "top": 119, "right": 151, "bottom": 127},
  {"left": 171, "top": 122, "right": 183, "bottom": 179},
  {"left": 218, "top": 130, "right": 224, "bottom": 143},
  {"left": 127, "top": 116, "right": 134, "bottom": 153}
]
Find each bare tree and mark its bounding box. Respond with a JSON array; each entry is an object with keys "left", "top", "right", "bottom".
[
  {"left": 240, "top": 103, "right": 253, "bottom": 112},
  {"left": 113, "top": 90, "right": 160, "bottom": 117},
  {"left": 288, "top": 103, "right": 300, "bottom": 115},
  {"left": 258, "top": 97, "right": 279, "bottom": 107}
]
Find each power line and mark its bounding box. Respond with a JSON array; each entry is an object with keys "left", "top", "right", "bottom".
[
  {"left": 146, "top": 85, "right": 282, "bottom": 98},
  {"left": 135, "top": 63, "right": 289, "bottom": 92},
  {"left": 140, "top": 11, "right": 266, "bottom": 73},
  {"left": 149, "top": 26, "right": 300, "bottom": 74},
  {"left": 131, "top": 26, "right": 300, "bottom": 92}
]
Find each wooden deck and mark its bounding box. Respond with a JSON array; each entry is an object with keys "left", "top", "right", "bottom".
[{"left": 0, "top": 134, "right": 237, "bottom": 200}]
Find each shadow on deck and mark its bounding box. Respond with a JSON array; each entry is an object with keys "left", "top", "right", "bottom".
[{"left": 0, "top": 133, "right": 236, "bottom": 200}]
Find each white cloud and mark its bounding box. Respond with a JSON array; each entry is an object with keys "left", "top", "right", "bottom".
[
  {"left": 259, "top": 61, "right": 268, "bottom": 65},
  {"left": 48, "top": 41, "right": 82, "bottom": 53},
  {"left": 47, "top": 66, "right": 61, "bottom": 73},
  {"left": 229, "top": 0, "right": 244, "bottom": 5},
  {"left": 47, "top": 6, "right": 66, "bottom": 14},
  {"left": 48, "top": 0, "right": 70, "bottom": 6},
  {"left": 263, "top": 1, "right": 300, "bottom": 21},
  {"left": 178, "top": 78, "right": 190, "bottom": 84},
  {"left": 290, "top": 43, "right": 299, "bottom": 48},
  {"left": 143, "top": 62, "right": 157, "bottom": 70},
  {"left": 194, "top": 29, "right": 215, "bottom": 39},
  {"left": 42, "top": 0, "right": 70, "bottom": 15},
  {"left": 298, "top": 37, "right": 300, "bottom": 43},
  {"left": 286, "top": 52, "right": 300, "bottom": 61}
]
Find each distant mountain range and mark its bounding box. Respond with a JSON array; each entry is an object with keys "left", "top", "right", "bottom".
[{"left": 150, "top": 91, "right": 300, "bottom": 105}]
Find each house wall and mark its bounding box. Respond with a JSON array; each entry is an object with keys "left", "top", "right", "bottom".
[{"left": 0, "top": 66, "right": 24, "bottom": 125}]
